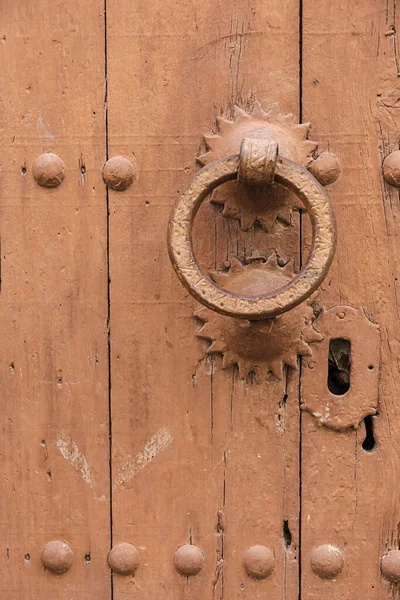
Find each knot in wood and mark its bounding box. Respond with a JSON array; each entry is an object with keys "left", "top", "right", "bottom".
[{"left": 238, "top": 138, "right": 278, "bottom": 186}]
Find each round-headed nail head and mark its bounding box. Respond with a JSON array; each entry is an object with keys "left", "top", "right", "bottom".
[
  {"left": 308, "top": 152, "right": 341, "bottom": 186},
  {"left": 174, "top": 544, "right": 204, "bottom": 576},
  {"left": 243, "top": 545, "right": 275, "bottom": 579},
  {"left": 383, "top": 151, "right": 400, "bottom": 188},
  {"left": 33, "top": 153, "right": 65, "bottom": 188},
  {"left": 311, "top": 544, "right": 344, "bottom": 579},
  {"left": 102, "top": 156, "right": 136, "bottom": 191},
  {"left": 107, "top": 543, "right": 140, "bottom": 575},
  {"left": 381, "top": 549, "right": 400, "bottom": 582},
  {"left": 41, "top": 540, "right": 73, "bottom": 574}
]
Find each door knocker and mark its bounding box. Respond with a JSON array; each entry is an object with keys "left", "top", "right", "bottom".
[
  {"left": 168, "top": 137, "right": 335, "bottom": 320},
  {"left": 167, "top": 101, "right": 337, "bottom": 381}
]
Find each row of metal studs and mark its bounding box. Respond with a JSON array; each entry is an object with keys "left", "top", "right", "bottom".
[
  {"left": 29, "top": 153, "right": 137, "bottom": 191},
  {"left": 39, "top": 540, "right": 400, "bottom": 582}
]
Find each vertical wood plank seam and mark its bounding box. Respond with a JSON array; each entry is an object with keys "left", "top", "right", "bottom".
[
  {"left": 221, "top": 453, "right": 226, "bottom": 599},
  {"left": 0, "top": 234, "right": 2, "bottom": 293},
  {"left": 298, "top": 2, "right": 304, "bottom": 598},
  {"left": 283, "top": 366, "right": 289, "bottom": 600},
  {"left": 210, "top": 357, "right": 215, "bottom": 456},
  {"left": 298, "top": 358, "right": 303, "bottom": 600},
  {"left": 104, "top": 0, "right": 113, "bottom": 598},
  {"left": 299, "top": 0, "right": 303, "bottom": 124}
]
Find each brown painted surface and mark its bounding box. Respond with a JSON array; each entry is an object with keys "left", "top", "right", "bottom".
[
  {"left": 300, "top": 1, "right": 400, "bottom": 598},
  {"left": 106, "top": 2, "right": 301, "bottom": 600},
  {"left": 0, "top": 2, "right": 110, "bottom": 599},
  {"left": 1, "top": 1, "right": 400, "bottom": 599}
]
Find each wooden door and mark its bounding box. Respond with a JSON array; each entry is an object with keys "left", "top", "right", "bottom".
[{"left": 1, "top": 1, "right": 399, "bottom": 599}]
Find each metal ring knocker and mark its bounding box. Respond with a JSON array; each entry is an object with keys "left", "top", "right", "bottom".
[{"left": 168, "top": 138, "right": 336, "bottom": 320}]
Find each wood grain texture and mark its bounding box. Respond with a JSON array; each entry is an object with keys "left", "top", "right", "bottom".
[
  {"left": 0, "top": 2, "right": 110, "bottom": 598},
  {"left": 301, "top": 1, "right": 400, "bottom": 598},
  {"left": 106, "top": 0, "right": 301, "bottom": 597},
  {"left": 5, "top": 2, "right": 396, "bottom": 598}
]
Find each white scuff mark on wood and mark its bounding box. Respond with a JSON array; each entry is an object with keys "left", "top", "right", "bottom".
[
  {"left": 37, "top": 113, "right": 55, "bottom": 140},
  {"left": 114, "top": 427, "right": 173, "bottom": 489},
  {"left": 56, "top": 431, "right": 95, "bottom": 488}
]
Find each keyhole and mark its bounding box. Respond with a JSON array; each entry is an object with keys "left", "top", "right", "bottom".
[
  {"left": 328, "top": 338, "right": 351, "bottom": 395},
  {"left": 362, "top": 415, "right": 376, "bottom": 452}
]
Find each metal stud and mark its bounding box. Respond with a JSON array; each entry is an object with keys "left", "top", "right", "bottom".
[
  {"left": 173, "top": 544, "right": 204, "bottom": 576},
  {"left": 243, "top": 545, "right": 275, "bottom": 579},
  {"left": 41, "top": 540, "right": 73, "bottom": 573},
  {"left": 102, "top": 156, "right": 136, "bottom": 191},
  {"left": 311, "top": 544, "right": 344, "bottom": 579},
  {"left": 107, "top": 543, "right": 140, "bottom": 575},
  {"left": 381, "top": 549, "right": 400, "bottom": 582},
  {"left": 308, "top": 152, "right": 341, "bottom": 186},
  {"left": 383, "top": 150, "right": 400, "bottom": 187},
  {"left": 33, "top": 153, "right": 65, "bottom": 188}
]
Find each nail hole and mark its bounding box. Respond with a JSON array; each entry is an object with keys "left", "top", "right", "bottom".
[
  {"left": 24, "top": 554, "right": 30, "bottom": 561},
  {"left": 368, "top": 365, "right": 374, "bottom": 370},
  {"left": 283, "top": 520, "right": 292, "bottom": 548},
  {"left": 84, "top": 553, "right": 91, "bottom": 563},
  {"left": 328, "top": 338, "right": 351, "bottom": 395},
  {"left": 21, "top": 165, "right": 27, "bottom": 175},
  {"left": 362, "top": 415, "right": 376, "bottom": 452}
]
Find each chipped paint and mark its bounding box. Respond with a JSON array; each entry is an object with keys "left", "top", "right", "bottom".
[
  {"left": 56, "top": 431, "right": 95, "bottom": 488},
  {"left": 114, "top": 427, "right": 173, "bottom": 489}
]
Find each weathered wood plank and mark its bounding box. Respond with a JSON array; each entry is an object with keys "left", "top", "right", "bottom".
[
  {"left": 0, "top": 3, "right": 110, "bottom": 598},
  {"left": 301, "top": 1, "right": 399, "bottom": 598},
  {"left": 106, "top": 0, "right": 301, "bottom": 597}
]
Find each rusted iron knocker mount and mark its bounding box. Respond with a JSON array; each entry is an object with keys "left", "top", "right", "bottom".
[{"left": 167, "top": 102, "right": 337, "bottom": 383}]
